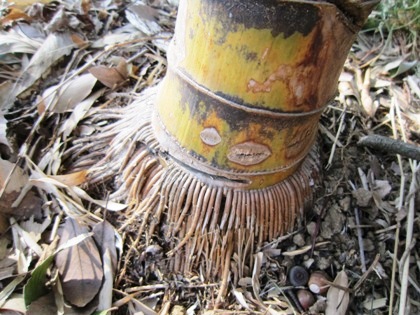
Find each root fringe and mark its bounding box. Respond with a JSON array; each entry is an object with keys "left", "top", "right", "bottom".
[{"left": 69, "top": 88, "right": 320, "bottom": 282}]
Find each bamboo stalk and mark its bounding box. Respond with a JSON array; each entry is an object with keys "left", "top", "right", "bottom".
[{"left": 68, "top": 0, "right": 379, "bottom": 285}]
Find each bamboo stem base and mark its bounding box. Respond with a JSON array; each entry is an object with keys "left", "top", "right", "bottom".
[{"left": 71, "top": 87, "right": 321, "bottom": 282}]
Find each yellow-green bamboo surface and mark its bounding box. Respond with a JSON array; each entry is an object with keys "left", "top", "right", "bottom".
[{"left": 153, "top": 0, "right": 378, "bottom": 189}]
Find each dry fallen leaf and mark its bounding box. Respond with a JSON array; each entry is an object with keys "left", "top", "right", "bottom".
[
  {"left": 92, "top": 221, "right": 119, "bottom": 310},
  {"left": 49, "top": 170, "right": 88, "bottom": 187},
  {"left": 325, "top": 271, "right": 350, "bottom": 315},
  {"left": 0, "top": 27, "right": 42, "bottom": 56},
  {"left": 89, "top": 59, "right": 129, "bottom": 89},
  {"left": 0, "top": 159, "right": 27, "bottom": 193},
  {"left": 0, "top": 159, "right": 42, "bottom": 218},
  {"left": 233, "top": 289, "right": 252, "bottom": 311},
  {"left": 0, "top": 293, "right": 26, "bottom": 314},
  {"left": 251, "top": 252, "right": 264, "bottom": 305},
  {"left": 55, "top": 218, "right": 103, "bottom": 308},
  {"left": 1, "top": 32, "right": 75, "bottom": 109},
  {"left": 92, "top": 221, "right": 118, "bottom": 273},
  {"left": 363, "top": 297, "right": 387, "bottom": 310},
  {"left": 59, "top": 89, "right": 104, "bottom": 140},
  {"left": 40, "top": 73, "right": 97, "bottom": 114},
  {"left": 0, "top": 7, "right": 32, "bottom": 26},
  {"left": 126, "top": 4, "right": 162, "bottom": 36},
  {"left": 360, "top": 68, "right": 377, "bottom": 118}
]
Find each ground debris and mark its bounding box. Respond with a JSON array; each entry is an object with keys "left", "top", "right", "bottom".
[{"left": 0, "top": 0, "right": 418, "bottom": 314}]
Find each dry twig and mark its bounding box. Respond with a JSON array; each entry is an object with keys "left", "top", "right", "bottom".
[{"left": 358, "top": 135, "right": 420, "bottom": 160}]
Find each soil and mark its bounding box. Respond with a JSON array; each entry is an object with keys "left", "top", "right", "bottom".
[{"left": 0, "top": 1, "right": 418, "bottom": 315}]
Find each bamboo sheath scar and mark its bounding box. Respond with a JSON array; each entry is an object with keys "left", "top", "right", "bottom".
[{"left": 81, "top": 0, "right": 378, "bottom": 281}]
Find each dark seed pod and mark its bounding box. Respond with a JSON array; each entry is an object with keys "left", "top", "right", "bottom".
[
  {"left": 288, "top": 265, "right": 309, "bottom": 286},
  {"left": 296, "top": 289, "right": 315, "bottom": 311}
]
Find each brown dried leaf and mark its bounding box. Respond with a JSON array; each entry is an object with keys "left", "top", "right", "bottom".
[
  {"left": 70, "top": 33, "right": 89, "bottom": 49},
  {"left": 55, "top": 218, "right": 103, "bottom": 307},
  {"left": 325, "top": 271, "right": 350, "bottom": 315},
  {"left": 81, "top": 0, "right": 91, "bottom": 14},
  {"left": 49, "top": 170, "right": 88, "bottom": 187},
  {"left": 0, "top": 7, "right": 32, "bottom": 26},
  {"left": 89, "top": 59, "right": 128, "bottom": 89}
]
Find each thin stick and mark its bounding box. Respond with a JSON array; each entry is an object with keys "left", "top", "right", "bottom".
[
  {"left": 326, "top": 106, "right": 347, "bottom": 169},
  {"left": 353, "top": 253, "right": 381, "bottom": 292},
  {"left": 319, "top": 124, "right": 343, "bottom": 147},
  {"left": 348, "top": 179, "right": 367, "bottom": 273},
  {"left": 358, "top": 135, "right": 420, "bottom": 160},
  {"left": 388, "top": 220, "right": 400, "bottom": 315},
  {"left": 354, "top": 206, "right": 367, "bottom": 273}
]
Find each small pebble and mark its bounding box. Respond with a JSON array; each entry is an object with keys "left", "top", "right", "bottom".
[
  {"left": 293, "top": 233, "right": 306, "bottom": 247},
  {"left": 317, "top": 256, "right": 331, "bottom": 270}
]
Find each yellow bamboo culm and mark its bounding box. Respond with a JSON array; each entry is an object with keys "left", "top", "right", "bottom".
[{"left": 80, "top": 0, "right": 378, "bottom": 286}]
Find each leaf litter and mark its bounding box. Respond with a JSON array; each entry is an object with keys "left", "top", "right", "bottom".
[
  {"left": 55, "top": 218, "right": 103, "bottom": 308},
  {"left": 0, "top": 0, "right": 419, "bottom": 314}
]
